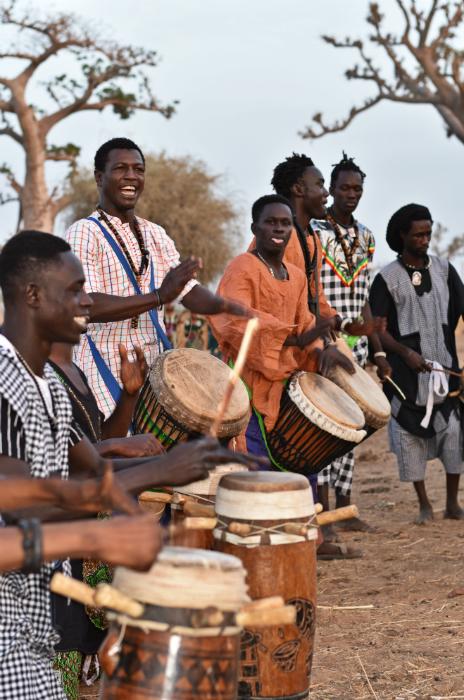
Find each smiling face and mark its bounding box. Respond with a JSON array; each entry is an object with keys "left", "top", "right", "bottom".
[
  {"left": 293, "top": 166, "right": 328, "bottom": 219},
  {"left": 252, "top": 202, "right": 293, "bottom": 257},
  {"left": 32, "top": 252, "right": 93, "bottom": 344},
  {"left": 95, "top": 148, "right": 145, "bottom": 214},
  {"left": 330, "top": 170, "right": 363, "bottom": 216}
]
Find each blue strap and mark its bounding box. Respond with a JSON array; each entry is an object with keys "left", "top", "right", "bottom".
[
  {"left": 86, "top": 334, "right": 122, "bottom": 404},
  {"left": 87, "top": 217, "right": 172, "bottom": 351}
]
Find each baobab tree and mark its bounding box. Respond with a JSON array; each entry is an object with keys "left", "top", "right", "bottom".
[
  {"left": 301, "top": 1, "right": 464, "bottom": 145},
  {"left": 0, "top": 0, "right": 175, "bottom": 231}
]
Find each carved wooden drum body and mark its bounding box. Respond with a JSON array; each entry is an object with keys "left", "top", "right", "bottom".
[
  {"left": 133, "top": 348, "right": 250, "bottom": 449},
  {"left": 99, "top": 547, "right": 250, "bottom": 700},
  {"left": 266, "top": 372, "right": 366, "bottom": 475},
  {"left": 213, "top": 472, "right": 318, "bottom": 700}
]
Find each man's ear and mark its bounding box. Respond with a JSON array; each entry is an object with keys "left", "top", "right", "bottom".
[
  {"left": 25, "top": 283, "right": 40, "bottom": 309},
  {"left": 94, "top": 169, "right": 102, "bottom": 188},
  {"left": 291, "top": 179, "right": 304, "bottom": 198},
  {"left": 251, "top": 222, "right": 258, "bottom": 236}
]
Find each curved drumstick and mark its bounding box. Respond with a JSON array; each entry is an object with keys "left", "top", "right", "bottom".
[{"left": 209, "top": 318, "right": 259, "bottom": 437}]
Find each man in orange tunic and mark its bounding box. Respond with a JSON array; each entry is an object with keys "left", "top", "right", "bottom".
[{"left": 209, "top": 195, "right": 333, "bottom": 501}]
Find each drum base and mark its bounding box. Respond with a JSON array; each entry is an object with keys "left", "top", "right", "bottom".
[{"left": 238, "top": 690, "right": 309, "bottom": 700}]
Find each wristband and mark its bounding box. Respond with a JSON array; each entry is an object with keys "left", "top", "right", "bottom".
[
  {"left": 340, "top": 318, "right": 351, "bottom": 332},
  {"left": 374, "top": 351, "right": 387, "bottom": 358},
  {"left": 154, "top": 289, "right": 162, "bottom": 308},
  {"left": 18, "top": 518, "right": 42, "bottom": 574}
]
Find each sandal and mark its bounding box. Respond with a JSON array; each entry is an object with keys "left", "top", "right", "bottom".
[{"left": 317, "top": 542, "right": 363, "bottom": 560}]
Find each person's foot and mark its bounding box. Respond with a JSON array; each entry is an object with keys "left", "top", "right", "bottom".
[
  {"left": 415, "top": 505, "right": 434, "bottom": 525},
  {"left": 321, "top": 524, "right": 338, "bottom": 542},
  {"left": 335, "top": 517, "right": 378, "bottom": 533},
  {"left": 317, "top": 541, "right": 363, "bottom": 560},
  {"left": 444, "top": 505, "right": 464, "bottom": 520}
]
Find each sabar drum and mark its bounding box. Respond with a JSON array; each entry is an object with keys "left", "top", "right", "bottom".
[
  {"left": 266, "top": 372, "right": 366, "bottom": 474},
  {"left": 133, "top": 348, "right": 250, "bottom": 449},
  {"left": 171, "top": 463, "right": 249, "bottom": 549},
  {"left": 213, "top": 472, "right": 317, "bottom": 700},
  {"left": 99, "top": 546, "right": 250, "bottom": 699}
]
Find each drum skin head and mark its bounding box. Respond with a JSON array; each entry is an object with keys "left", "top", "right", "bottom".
[
  {"left": 157, "top": 348, "right": 249, "bottom": 423},
  {"left": 326, "top": 363, "right": 391, "bottom": 425},
  {"left": 298, "top": 373, "right": 365, "bottom": 429},
  {"left": 219, "top": 471, "right": 311, "bottom": 493}
]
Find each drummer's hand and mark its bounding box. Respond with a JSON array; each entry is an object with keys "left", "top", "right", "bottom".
[
  {"left": 318, "top": 345, "right": 356, "bottom": 376},
  {"left": 374, "top": 356, "right": 392, "bottom": 381},
  {"left": 403, "top": 349, "right": 431, "bottom": 373},
  {"left": 99, "top": 435, "right": 165, "bottom": 458},
  {"left": 119, "top": 344, "right": 147, "bottom": 396},
  {"left": 344, "top": 317, "right": 386, "bottom": 337},
  {"left": 158, "top": 257, "right": 202, "bottom": 304},
  {"left": 162, "top": 437, "right": 268, "bottom": 486},
  {"left": 77, "top": 460, "right": 140, "bottom": 515},
  {"left": 298, "top": 318, "right": 334, "bottom": 347},
  {"left": 93, "top": 515, "right": 162, "bottom": 570}
]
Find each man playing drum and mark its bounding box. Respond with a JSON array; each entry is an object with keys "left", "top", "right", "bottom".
[
  {"left": 65, "top": 137, "right": 247, "bottom": 417},
  {"left": 311, "top": 153, "right": 391, "bottom": 535},
  {"left": 209, "top": 194, "right": 336, "bottom": 503},
  {"left": 370, "top": 204, "right": 464, "bottom": 525}
]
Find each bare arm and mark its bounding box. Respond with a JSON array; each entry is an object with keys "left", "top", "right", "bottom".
[{"left": 0, "top": 515, "right": 162, "bottom": 573}]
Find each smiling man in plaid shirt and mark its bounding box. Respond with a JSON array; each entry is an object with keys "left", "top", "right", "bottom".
[
  {"left": 311, "top": 153, "right": 391, "bottom": 534},
  {"left": 65, "top": 138, "right": 246, "bottom": 417}
]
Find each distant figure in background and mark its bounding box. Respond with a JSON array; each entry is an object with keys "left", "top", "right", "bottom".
[
  {"left": 370, "top": 203, "right": 464, "bottom": 524},
  {"left": 311, "top": 153, "right": 390, "bottom": 534}
]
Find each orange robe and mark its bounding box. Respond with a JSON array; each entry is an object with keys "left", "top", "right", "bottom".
[
  {"left": 248, "top": 228, "right": 337, "bottom": 321},
  {"left": 209, "top": 252, "right": 322, "bottom": 431}
]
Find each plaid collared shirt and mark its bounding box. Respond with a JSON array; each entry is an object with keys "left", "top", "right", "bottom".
[
  {"left": 311, "top": 217, "right": 375, "bottom": 365},
  {"left": 0, "top": 335, "right": 82, "bottom": 700},
  {"left": 64, "top": 210, "right": 198, "bottom": 417}
]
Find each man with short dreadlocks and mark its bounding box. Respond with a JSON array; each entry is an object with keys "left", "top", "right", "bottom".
[{"left": 311, "top": 153, "right": 391, "bottom": 538}]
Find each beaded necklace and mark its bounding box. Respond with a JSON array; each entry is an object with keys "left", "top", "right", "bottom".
[
  {"left": 97, "top": 207, "right": 149, "bottom": 329},
  {"left": 327, "top": 209, "right": 360, "bottom": 297},
  {"left": 51, "top": 366, "right": 101, "bottom": 443},
  {"left": 254, "top": 250, "right": 288, "bottom": 281}
]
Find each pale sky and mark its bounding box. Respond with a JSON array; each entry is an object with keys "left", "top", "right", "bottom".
[{"left": 1, "top": 0, "right": 463, "bottom": 269}]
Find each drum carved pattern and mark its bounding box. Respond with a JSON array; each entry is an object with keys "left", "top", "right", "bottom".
[{"left": 102, "top": 631, "right": 239, "bottom": 699}]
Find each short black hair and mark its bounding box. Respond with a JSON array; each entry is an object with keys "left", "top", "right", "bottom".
[
  {"left": 386, "top": 204, "right": 433, "bottom": 253},
  {"left": 0, "top": 230, "right": 70, "bottom": 304},
  {"left": 252, "top": 194, "right": 294, "bottom": 223},
  {"left": 271, "top": 153, "right": 315, "bottom": 199},
  {"left": 94, "top": 138, "right": 145, "bottom": 172},
  {"left": 330, "top": 151, "right": 366, "bottom": 189}
]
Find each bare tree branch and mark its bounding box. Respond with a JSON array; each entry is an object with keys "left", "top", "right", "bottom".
[{"left": 301, "top": 0, "right": 464, "bottom": 145}]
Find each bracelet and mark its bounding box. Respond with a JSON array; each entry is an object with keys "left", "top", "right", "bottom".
[
  {"left": 18, "top": 518, "right": 42, "bottom": 574},
  {"left": 374, "top": 351, "right": 387, "bottom": 359},
  {"left": 154, "top": 289, "right": 162, "bottom": 308},
  {"left": 340, "top": 318, "right": 351, "bottom": 332}
]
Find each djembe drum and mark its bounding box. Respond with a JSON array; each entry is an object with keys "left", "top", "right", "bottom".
[
  {"left": 213, "top": 472, "right": 317, "bottom": 700},
  {"left": 170, "top": 464, "right": 249, "bottom": 549},
  {"left": 266, "top": 372, "right": 366, "bottom": 474},
  {"left": 99, "top": 547, "right": 250, "bottom": 700},
  {"left": 133, "top": 348, "right": 250, "bottom": 449}
]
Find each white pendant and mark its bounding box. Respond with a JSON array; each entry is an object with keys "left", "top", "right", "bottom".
[{"left": 412, "top": 271, "right": 422, "bottom": 286}]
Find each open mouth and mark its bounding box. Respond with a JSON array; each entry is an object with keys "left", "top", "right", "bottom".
[
  {"left": 74, "top": 316, "right": 89, "bottom": 331},
  {"left": 271, "top": 237, "right": 286, "bottom": 245},
  {"left": 120, "top": 186, "right": 137, "bottom": 197}
]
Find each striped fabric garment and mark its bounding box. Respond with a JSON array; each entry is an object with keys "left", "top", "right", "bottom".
[{"left": 64, "top": 211, "right": 197, "bottom": 417}]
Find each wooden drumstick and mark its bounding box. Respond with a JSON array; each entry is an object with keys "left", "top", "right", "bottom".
[
  {"left": 317, "top": 504, "right": 359, "bottom": 526},
  {"left": 236, "top": 605, "right": 296, "bottom": 627},
  {"left": 50, "top": 572, "right": 96, "bottom": 607},
  {"left": 209, "top": 317, "right": 259, "bottom": 437},
  {"left": 183, "top": 501, "right": 216, "bottom": 518},
  {"left": 94, "top": 583, "right": 144, "bottom": 619}
]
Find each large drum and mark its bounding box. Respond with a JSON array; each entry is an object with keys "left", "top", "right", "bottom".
[
  {"left": 213, "top": 472, "right": 317, "bottom": 700},
  {"left": 133, "top": 348, "right": 250, "bottom": 448},
  {"left": 266, "top": 372, "right": 366, "bottom": 475},
  {"left": 171, "top": 463, "right": 249, "bottom": 549},
  {"left": 99, "top": 547, "right": 250, "bottom": 700}
]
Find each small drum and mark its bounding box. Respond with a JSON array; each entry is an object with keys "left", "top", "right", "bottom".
[
  {"left": 266, "top": 372, "right": 366, "bottom": 474},
  {"left": 326, "top": 362, "right": 391, "bottom": 433},
  {"left": 213, "top": 472, "right": 317, "bottom": 700},
  {"left": 133, "top": 348, "right": 250, "bottom": 449},
  {"left": 171, "top": 463, "right": 249, "bottom": 549},
  {"left": 99, "top": 546, "right": 250, "bottom": 700}
]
